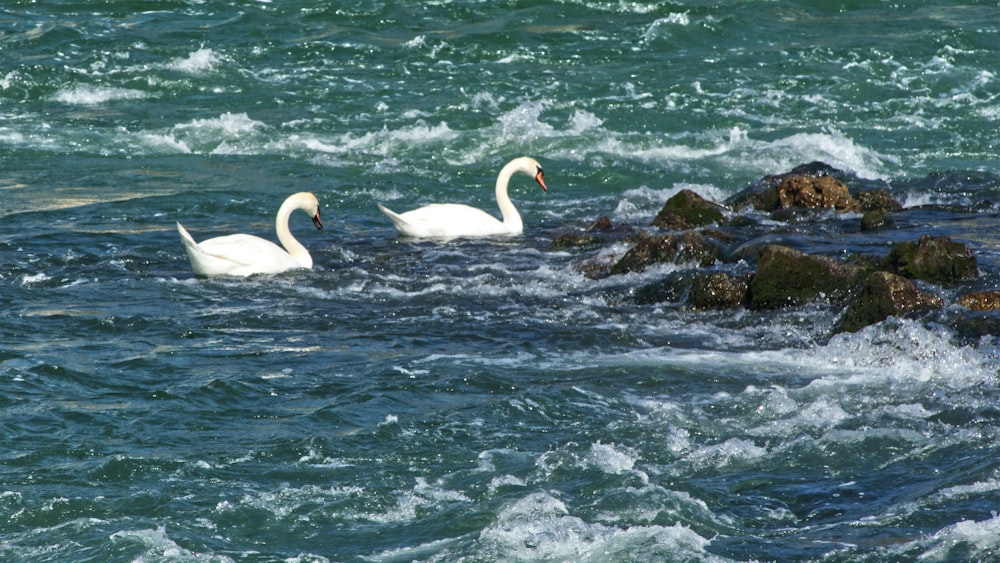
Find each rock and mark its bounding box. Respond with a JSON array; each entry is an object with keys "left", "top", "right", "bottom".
[
  {"left": 860, "top": 209, "right": 890, "bottom": 231},
  {"left": 887, "top": 235, "right": 978, "bottom": 284},
  {"left": 689, "top": 272, "right": 750, "bottom": 309},
  {"left": 552, "top": 232, "right": 601, "bottom": 249},
  {"left": 552, "top": 217, "right": 635, "bottom": 250},
  {"left": 610, "top": 232, "right": 720, "bottom": 275},
  {"left": 749, "top": 245, "right": 864, "bottom": 309},
  {"left": 651, "top": 189, "right": 727, "bottom": 229},
  {"left": 836, "top": 271, "right": 943, "bottom": 333},
  {"left": 775, "top": 175, "right": 861, "bottom": 212},
  {"left": 856, "top": 189, "right": 903, "bottom": 212},
  {"left": 957, "top": 290, "right": 1000, "bottom": 311}
]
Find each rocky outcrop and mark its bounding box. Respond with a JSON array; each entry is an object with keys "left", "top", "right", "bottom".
[
  {"left": 775, "top": 175, "right": 860, "bottom": 212},
  {"left": 749, "top": 245, "right": 864, "bottom": 309},
  {"left": 887, "top": 235, "right": 978, "bottom": 284},
  {"left": 651, "top": 189, "right": 728, "bottom": 229},
  {"left": 610, "top": 232, "right": 721, "bottom": 275},
  {"left": 556, "top": 162, "right": 988, "bottom": 335},
  {"left": 836, "top": 271, "right": 943, "bottom": 333}
]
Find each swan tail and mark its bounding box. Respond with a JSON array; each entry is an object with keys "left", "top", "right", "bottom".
[{"left": 377, "top": 203, "right": 409, "bottom": 232}]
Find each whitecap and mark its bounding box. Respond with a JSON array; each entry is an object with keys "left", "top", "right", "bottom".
[
  {"left": 166, "top": 47, "right": 223, "bottom": 74},
  {"left": 587, "top": 441, "right": 637, "bottom": 474},
  {"left": 913, "top": 514, "right": 1000, "bottom": 562},
  {"left": 477, "top": 491, "right": 721, "bottom": 561},
  {"left": 50, "top": 84, "right": 149, "bottom": 105}
]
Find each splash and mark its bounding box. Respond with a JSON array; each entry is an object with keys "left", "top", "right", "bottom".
[{"left": 50, "top": 85, "right": 149, "bottom": 105}]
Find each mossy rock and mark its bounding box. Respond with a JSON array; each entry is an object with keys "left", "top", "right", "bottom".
[
  {"left": 651, "top": 189, "right": 727, "bottom": 229},
  {"left": 836, "top": 271, "right": 943, "bottom": 333},
  {"left": 860, "top": 209, "right": 892, "bottom": 231},
  {"left": 887, "top": 235, "right": 978, "bottom": 284},
  {"left": 749, "top": 245, "right": 864, "bottom": 310},
  {"left": 610, "top": 232, "right": 720, "bottom": 275}
]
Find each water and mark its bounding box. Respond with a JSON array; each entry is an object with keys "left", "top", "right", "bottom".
[{"left": 2, "top": 1, "right": 1000, "bottom": 561}]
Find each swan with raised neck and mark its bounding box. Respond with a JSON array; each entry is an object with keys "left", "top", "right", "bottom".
[{"left": 377, "top": 156, "right": 547, "bottom": 239}]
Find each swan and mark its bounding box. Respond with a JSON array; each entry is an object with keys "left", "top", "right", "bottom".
[
  {"left": 177, "top": 192, "right": 323, "bottom": 277},
  {"left": 377, "top": 156, "right": 547, "bottom": 239}
]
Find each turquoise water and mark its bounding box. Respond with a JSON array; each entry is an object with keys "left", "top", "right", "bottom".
[{"left": 2, "top": 1, "right": 1000, "bottom": 561}]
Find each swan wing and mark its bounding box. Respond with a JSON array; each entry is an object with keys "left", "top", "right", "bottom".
[
  {"left": 378, "top": 203, "right": 512, "bottom": 239},
  {"left": 177, "top": 223, "right": 302, "bottom": 277}
]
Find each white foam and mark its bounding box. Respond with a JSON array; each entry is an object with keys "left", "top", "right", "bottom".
[
  {"left": 166, "top": 47, "right": 223, "bottom": 74},
  {"left": 477, "top": 491, "right": 721, "bottom": 561},
  {"left": 110, "top": 525, "right": 233, "bottom": 561},
  {"left": 587, "top": 441, "right": 637, "bottom": 474},
  {"left": 913, "top": 514, "right": 1000, "bottom": 562},
  {"left": 50, "top": 84, "right": 149, "bottom": 105}
]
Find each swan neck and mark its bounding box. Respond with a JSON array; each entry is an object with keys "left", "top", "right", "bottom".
[
  {"left": 495, "top": 161, "right": 522, "bottom": 230},
  {"left": 275, "top": 197, "right": 312, "bottom": 268}
]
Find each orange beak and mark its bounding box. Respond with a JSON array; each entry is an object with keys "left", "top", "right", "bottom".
[{"left": 535, "top": 168, "right": 548, "bottom": 192}]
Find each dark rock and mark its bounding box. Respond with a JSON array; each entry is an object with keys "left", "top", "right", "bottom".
[
  {"left": 728, "top": 162, "right": 852, "bottom": 212},
  {"left": 586, "top": 216, "right": 616, "bottom": 233},
  {"left": 552, "top": 217, "right": 636, "bottom": 250},
  {"left": 775, "top": 175, "right": 861, "bottom": 212},
  {"left": 887, "top": 235, "right": 978, "bottom": 284},
  {"left": 689, "top": 272, "right": 750, "bottom": 309},
  {"left": 610, "top": 232, "right": 720, "bottom": 275},
  {"left": 651, "top": 189, "right": 727, "bottom": 229},
  {"left": 749, "top": 245, "right": 864, "bottom": 310},
  {"left": 552, "top": 232, "right": 601, "bottom": 249},
  {"left": 836, "top": 271, "right": 943, "bottom": 333},
  {"left": 856, "top": 189, "right": 903, "bottom": 212},
  {"left": 860, "top": 209, "right": 891, "bottom": 231},
  {"left": 957, "top": 290, "right": 1000, "bottom": 311}
]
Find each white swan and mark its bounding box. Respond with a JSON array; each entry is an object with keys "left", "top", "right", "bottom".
[
  {"left": 377, "top": 156, "right": 547, "bottom": 239},
  {"left": 177, "top": 192, "right": 323, "bottom": 277}
]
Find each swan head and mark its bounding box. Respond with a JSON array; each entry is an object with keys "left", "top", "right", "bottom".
[
  {"left": 291, "top": 192, "right": 323, "bottom": 230},
  {"left": 513, "top": 156, "right": 547, "bottom": 192}
]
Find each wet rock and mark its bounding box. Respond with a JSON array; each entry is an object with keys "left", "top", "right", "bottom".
[
  {"left": 749, "top": 245, "right": 864, "bottom": 310},
  {"left": 957, "top": 290, "right": 1000, "bottom": 311},
  {"left": 775, "top": 175, "right": 861, "bottom": 212},
  {"left": 887, "top": 235, "right": 978, "bottom": 284},
  {"left": 729, "top": 161, "right": 848, "bottom": 212},
  {"left": 552, "top": 232, "right": 602, "bottom": 249},
  {"left": 651, "top": 189, "right": 728, "bottom": 229},
  {"left": 610, "top": 232, "right": 720, "bottom": 275},
  {"left": 856, "top": 189, "right": 903, "bottom": 212},
  {"left": 860, "top": 209, "right": 891, "bottom": 231},
  {"left": 689, "top": 272, "right": 750, "bottom": 309},
  {"left": 552, "top": 217, "right": 636, "bottom": 250},
  {"left": 836, "top": 271, "right": 943, "bottom": 333}
]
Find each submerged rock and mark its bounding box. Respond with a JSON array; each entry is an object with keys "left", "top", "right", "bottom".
[
  {"left": 552, "top": 217, "right": 636, "bottom": 250},
  {"left": 651, "top": 189, "right": 728, "bottom": 230},
  {"left": 887, "top": 235, "right": 978, "bottom": 284},
  {"left": 836, "top": 271, "right": 943, "bottom": 333},
  {"left": 749, "top": 245, "right": 864, "bottom": 309},
  {"left": 860, "top": 209, "right": 891, "bottom": 231}
]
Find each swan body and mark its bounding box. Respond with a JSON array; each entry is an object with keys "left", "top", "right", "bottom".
[
  {"left": 177, "top": 192, "right": 323, "bottom": 277},
  {"left": 378, "top": 156, "right": 547, "bottom": 239}
]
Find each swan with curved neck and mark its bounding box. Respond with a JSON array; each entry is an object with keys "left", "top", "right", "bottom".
[
  {"left": 377, "top": 156, "right": 547, "bottom": 239},
  {"left": 177, "top": 192, "right": 323, "bottom": 277}
]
